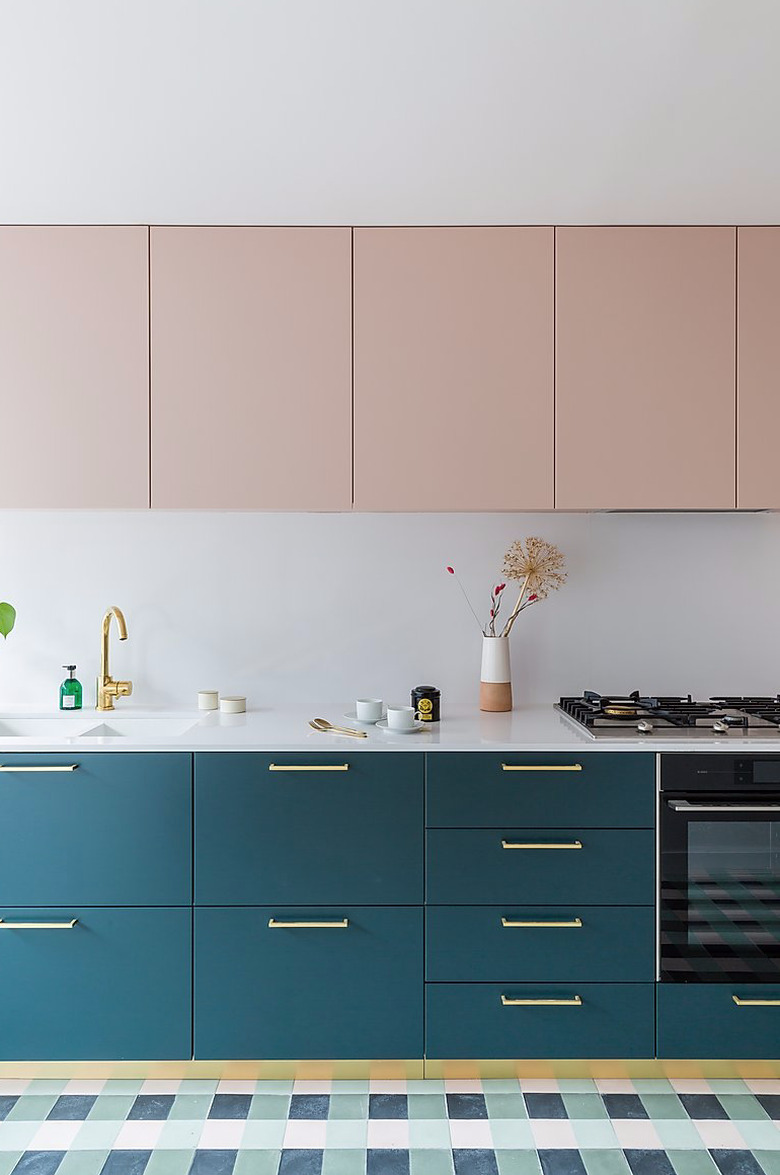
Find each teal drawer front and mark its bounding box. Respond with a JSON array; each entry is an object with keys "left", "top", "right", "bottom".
[
  {"left": 658, "top": 984, "right": 780, "bottom": 1059},
  {"left": 427, "top": 829, "right": 654, "bottom": 905},
  {"left": 427, "top": 905, "right": 655, "bottom": 982},
  {"left": 195, "top": 753, "right": 423, "bottom": 904},
  {"left": 426, "top": 983, "right": 655, "bottom": 1059},
  {"left": 427, "top": 753, "right": 654, "bottom": 828},
  {"left": 0, "top": 754, "right": 191, "bottom": 906},
  {"left": 0, "top": 908, "right": 191, "bottom": 1060},
  {"left": 195, "top": 906, "right": 423, "bottom": 1059}
]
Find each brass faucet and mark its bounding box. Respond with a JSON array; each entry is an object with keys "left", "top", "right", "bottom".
[{"left": 97, "top": 606, "right": 133, "bottom": 711}]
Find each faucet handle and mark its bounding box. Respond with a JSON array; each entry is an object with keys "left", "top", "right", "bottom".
[{"left": 115, "top": 680, "right": 133, "bottom": 699}]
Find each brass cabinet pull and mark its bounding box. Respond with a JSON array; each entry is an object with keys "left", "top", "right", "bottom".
[
  {"left": 501, "top": 840, "right": 583, "bottom": 850},
  {"left": 0, "top": 918, "right": 77, "bottom": 929},
  {"left": 732, "top": 995, "right": 780, "bottom": 1007},
  {"left": 501, "top": 763, "right": 582, "bottom": 772},
  {"left": 501, "top": 994, "right": 582, "bottom": 1006},
  {"left": 268, "top": 763, "right": 349, "bottom": 772},
  {"left": 0, "top": 765, "right": 79, "bottom": 772},
  {"left": 501, "top": 917, "right": 583, "bottom": 928},
  {"left": 268, "top": 918, "right": 349, "bottom": 929}
]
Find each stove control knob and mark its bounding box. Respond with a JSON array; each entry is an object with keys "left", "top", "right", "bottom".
[
  {"left": 712, "top": 719, "right": 730, "bottom": 734},
  {"left": 637, "top": 719, "right": 653, "bottom": 734}
]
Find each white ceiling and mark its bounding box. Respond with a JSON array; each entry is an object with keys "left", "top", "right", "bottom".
[{"left": 1, "top": 0, "right": 778, "bottom": 225}]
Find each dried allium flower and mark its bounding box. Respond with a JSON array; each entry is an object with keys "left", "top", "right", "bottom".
[{"left": 502, "top": 536, "right": 567, "bottom": 600}]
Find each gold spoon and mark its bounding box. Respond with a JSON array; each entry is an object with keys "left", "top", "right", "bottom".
[{"left": 309, "top": 717, "right": 367, "bottom": 739}]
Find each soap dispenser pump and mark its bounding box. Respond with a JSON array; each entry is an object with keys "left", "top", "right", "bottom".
[{"left": 60, "top": 665, "right": 83, "bottom": 711}]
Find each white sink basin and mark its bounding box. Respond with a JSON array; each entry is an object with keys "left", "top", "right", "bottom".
[
  {"left": 80, "top": 718, "right": 200, "bottom": 739},
  {"left": 0, "top": 718, "right": 95, "bottom": 739}
]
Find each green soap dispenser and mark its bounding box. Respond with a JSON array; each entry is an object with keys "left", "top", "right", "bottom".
[{"left": 60, "top": 665, "right": 83, "bottom": 711}]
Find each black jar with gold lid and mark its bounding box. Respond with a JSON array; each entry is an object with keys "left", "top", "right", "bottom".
[{"left": 411, "top": 685, "right": 440, "bottom": 723}]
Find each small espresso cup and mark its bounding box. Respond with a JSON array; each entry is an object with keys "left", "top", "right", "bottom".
[
  {"left": 386, "top": 705, "right": 421, "bottom": 730},
  {"left": 356, "top": 698, "right": 384, "bottom": 722}
]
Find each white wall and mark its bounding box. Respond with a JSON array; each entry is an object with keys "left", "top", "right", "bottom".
[
  {"left": 1, "top": 0, "right": 779, "bottom": 226},
  {"left": 1, "top": 511, "right": 778, "bottom": 710}
]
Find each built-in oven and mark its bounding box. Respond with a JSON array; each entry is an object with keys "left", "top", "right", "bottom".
[{"left": 660, "top": 755, "right": 780, "bottom": 982}]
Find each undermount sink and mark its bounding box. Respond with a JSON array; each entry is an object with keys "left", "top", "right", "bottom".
[
  {"left": 80, "top": 717, "right": 200, "bottom": 739},
  {"left": 0, "top": 718, "right": 95, "bottom": 739}
]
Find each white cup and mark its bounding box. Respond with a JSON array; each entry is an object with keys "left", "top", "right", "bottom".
[
  {"left": 386, "top": 705, "right": 421, "bottom": 730},
  {"left": 356, "top": 698, "right": 384, "bottom": 722}
]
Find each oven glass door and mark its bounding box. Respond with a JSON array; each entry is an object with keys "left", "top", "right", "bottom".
[{"left": 660, "top": 796, "right": 780, "bottom": 982}]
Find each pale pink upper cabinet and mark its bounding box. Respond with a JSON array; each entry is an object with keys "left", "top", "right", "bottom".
[
  {"left": 151, "top": 228, "right": 351, "bottom": 509},
  {"left": 0, "top": 227, "right": 149, "bottom": 508},
  {"left": 737, "top": 228, "right": 780, "bottom": 508},
  {"left": 555, "top": 227, "right": 736, "bottom": 510},
  {"left": 353, "top": 228, "right": 554, "bottom": 510}
]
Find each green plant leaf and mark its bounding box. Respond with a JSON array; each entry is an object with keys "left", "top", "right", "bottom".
[{"left": 0, "top": 602, "right": 16, "bottom": 640}]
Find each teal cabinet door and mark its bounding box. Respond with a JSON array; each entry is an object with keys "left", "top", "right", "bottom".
[
  {"left": 427, "top": 906, "right": 655, "bottom": 982},
  {"left": 195, "top": 753, "right": 423, "bottom": 904},
  {"left": 427, "top": 753, "right": 655, "bottom": 828},
  {"left": 195, "top": 906, "right": 423, "bottom": 1059},
  {"left": 658, "top": 984, "right": 780, "bottom": 1059},
  {"left": 427, "top": 828, "right": 655, "bottom": 905},
  {"left": 426, "top": 983, "right": 655, "bottom": 1058},
  {"left": 0, "top": 908, "right": 191, "bottom": 1060},
  {"left": 0, "top": 754, "right": 191, "bottom": 906}
]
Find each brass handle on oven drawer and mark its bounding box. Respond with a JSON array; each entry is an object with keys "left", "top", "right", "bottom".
[
  {"left": 501, "top": 763, "right": 582, "bottom": 772},
  {"left": 268, "top": 764, "right": 349, "bottom": 772},
  {"left": 732, "top": 995, "right": 780, "bottom": 1007},
  {"left": 501, "top": 994, "right": 582, "bottom": 1006},
  {"left": 0, "top": 918, "right": 77, "bottom": 929},
  {"left": 501, "top": 917, "right": 582, "bottom": 928},
  {"left": 501, "top": 839, "right": 583, "bottom": 850},
  {"left": 0, "top": 765, "right": 78, "bottom": 772},
  {"left": 268, "top": 918, "right": 349, "bottom": 929}
]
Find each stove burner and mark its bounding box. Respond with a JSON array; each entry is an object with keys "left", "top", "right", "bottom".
[{"left": 557, "top": 691, "right": 780, "bottom": 738}]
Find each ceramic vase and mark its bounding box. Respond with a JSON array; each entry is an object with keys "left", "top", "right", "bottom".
[{"left": 480, "top": 634, "right": 512, "bottom": 712}]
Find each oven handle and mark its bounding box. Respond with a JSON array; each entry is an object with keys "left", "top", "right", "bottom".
[{"left": 668, "top": 800, "right": 780, "bottom": 812}]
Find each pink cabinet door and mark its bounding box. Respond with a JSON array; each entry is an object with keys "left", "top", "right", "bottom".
[
  {"left": 151, "top": 228, "right": 351, "bottom": 509},
  {"left": 737, "top": 227, "right": 780, "bottom": 508},
  {"left": 556, "top": 227, "right": 736, "bottom": 510},
  {"left": 0, "top": 227, "right": 149, "bottom": 508},
  {"left": 353, "top": 228, "right": 553, "bottom": 510}
]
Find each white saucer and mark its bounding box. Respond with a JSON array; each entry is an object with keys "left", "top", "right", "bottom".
[
  {"left": 344, "top": 710, "right": 386, "bottom": 725},
  {"left": 375, "top": 719, "right": 426, "bottom": 735}
]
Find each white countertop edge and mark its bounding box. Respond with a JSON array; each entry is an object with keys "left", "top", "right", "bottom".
[{"left": 1, "top": 703, "right": 780, "bottom": 752}]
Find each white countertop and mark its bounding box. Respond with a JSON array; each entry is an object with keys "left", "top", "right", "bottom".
[{"left": 2, "top": 704, "right": 780, "bottom": 752}]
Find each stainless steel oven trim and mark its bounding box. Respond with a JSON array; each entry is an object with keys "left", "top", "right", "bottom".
[{"left": 668, "top": 800, "right": 780, "bottom": 812}]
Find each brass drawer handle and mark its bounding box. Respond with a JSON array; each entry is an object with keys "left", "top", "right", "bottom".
[
  {"left": 501, "top": 763, "right": 582, "bottom": 772},
  {"left": 0, "top": 918, "right": 78, "bottom": 929},
  {"left": 501, "top": 994, "right": 582, "bottom": 1007},
  {"left": 268, "top": 763, "right": 349, "bottom": 772},
  {"left": 501, "top": 840, "right": 583, "bottom": 850},
  {"left": 268, "top": 918, "right": 349, "bottom": 929},
  {"left": 501, "top": 917, "right": 582, "bottom": 928},
  {"left": 732, "top": 995, "right": 780, "bottom": 1007},
  {"left": 0, "top": 765, "right": 79, "bottom": 772}
]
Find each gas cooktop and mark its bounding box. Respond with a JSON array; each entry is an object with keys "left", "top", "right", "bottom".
[{"left": 556, "top": 690, "right": 780, "bottom": 738}]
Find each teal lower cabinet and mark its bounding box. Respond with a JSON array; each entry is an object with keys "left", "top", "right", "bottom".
[
  {"left": 195, "top": 906, "right": 423, "bottom": 1059},
  {"left": 658, "top": 984, "right": 780, "bottom": 1059},
  {"left": 427, "top": 906, "right": 655, "bottom": 983},
  {"left": 426, "top": 983, "right": 655, "bottom": 1059},
  {"left": 427, "top": 829, "right": 655, "bottom": 905},
  {"left": 0, "top": 908, "right": 191, "bottom": 1060}
]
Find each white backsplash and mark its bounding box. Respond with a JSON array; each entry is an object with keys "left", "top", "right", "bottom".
[{"left": 0, "top": 510, "right": 778, "bottom": 710}]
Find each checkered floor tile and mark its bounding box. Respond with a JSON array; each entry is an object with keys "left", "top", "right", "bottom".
[{"left": 0, "top": 1078, "right": 778, "bottom": 1175}]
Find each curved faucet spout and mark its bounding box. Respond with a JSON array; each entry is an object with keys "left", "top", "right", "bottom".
[{"left": 98, "top": 606, "right": 132, "bottom": 711}]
